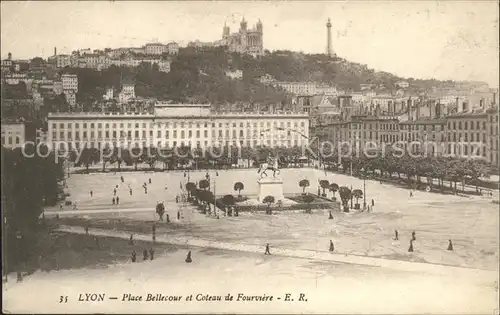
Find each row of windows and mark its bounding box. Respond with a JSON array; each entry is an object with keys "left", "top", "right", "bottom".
[
  {"left": 448, "top": 132, "right": 487, "bottom": 142},
  {"left": 52, "top": 139, "right": 302, "bottom": 150},
  {"left": 1, "top": 136, "right": 21, "bottom": 145},
  {"left": 52, "top": 129, "right": 304, "bottom": 141},
  {"left": 448, "top": 120, "right": 487, "bottom": 131},
  {"left": 51, "top": 121, "right": 306, "bottom": 130}
]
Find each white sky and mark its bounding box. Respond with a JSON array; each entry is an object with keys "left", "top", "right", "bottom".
[{"left": 1, "top": 1, "right": 498, "bottom": 86}]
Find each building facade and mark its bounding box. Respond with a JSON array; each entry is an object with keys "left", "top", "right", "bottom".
[
  {"left": 61, "top": 74, "right": 78, "bottom": 93},
  {"left": 46, "top": 104, "right": 309, "bottom": 151},
  {"left": 221, "top": 18, "right": 263, "bottom": 56},
  {"left": 1, "top": 121, "right": 26, "bottom": 149}
]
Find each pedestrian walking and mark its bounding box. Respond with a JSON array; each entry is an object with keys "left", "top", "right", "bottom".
[
  {"left": 59, "top": 203, "right": 63, "bottom": 211},
  {"left": 149, "top": 178, "right": 152, "bottom": 184},
  {"left": 408, "top": 239, "right": 414, "bottom": 252},
  {"left": 264, "top": 243, "right": 271, "bottom": 255},
  {"left": 116, "top": 196, "right": 120, "bottom": 204},
  {"left": 329, "top": 240, "right": 334, "bottom": 252},
  {"left": 73, "top": 202, "right": 77, "bottom": 210},
  {"left": 410, "top": 191, "right": 413, "bottom": 198},
  {"left": 114, "top": 188, "right": 117, "bottom": 196},
  {"left": 185, "top": 251, "right": 192, "bottom": 263},
  {"left": 412, "top": 231, "right": 416, "bottom": 241},
  {"left": 129, "top": 188, "right": 132, "bottom": 195},
  {"left": 149, "top": 248, "right": 155, "bottom": 260},
  {"left": 447, "top": 239, "right": 453, "bottom": 251},
  {"left": 131, "top": 250, "right": 136, "bottom": 262},
  {"left": 143, "top": 249, "right": 149, "bottom": 261},
  {"left": 176, "top": 195, "right": 179, "bottom": 203},
  {"left": 144, "top": 188, "right": 148, "bottom": 194},
  {"left": 112, "top": 197, "right": 115, "bottom": 205},
  {"left": 166, "top": 214, "right": 170, "bottom": 223},
  {"left": 85, "top": 227, "right": 89, "bottom": 235},
  {"left": 177, "top": 211, "right": 180, "bottom": 220},
  {"left": 129, "top": 234, "right": 134, "bottom": 245},
  {"left": 328, "top": 211, "right": 333, "bottom": 219},
  {"left": 394, "top": 230, "right": 399, "bottom": 240},
  {"left": 90, "top": 190, "right": 93, "bottom": 197},
  {"left": 371, "top": 199, "right": 374, "bottom": 207},
  {"left": 121, "top": 176, "right": 124, "bottom": 183},
  {"left": 17, "top": 271, "right": 22, "bottom": 282}
]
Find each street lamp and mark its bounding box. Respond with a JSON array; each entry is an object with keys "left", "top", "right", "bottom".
[{"left": 361, "top": 167, "right": 366, "bottom": 210}]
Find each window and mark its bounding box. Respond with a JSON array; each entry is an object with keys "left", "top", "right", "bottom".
[
  {"left": 240, "top": 130, "right": 244, "bottom": 137},
  {"left": 204, "top": 130, "right": 208, "bottom": 137},
  {"left": 165, "top": 131, "right": 169, "bottom": 139},
  {"left": 98, "top": 131, "right": 102, "bottom": 138},
  {"left": 173, "top": 131, "right": 177, "bottom": 138},
  {"left": 483, "top": 122, "right": 486, "bottom": 129},
  {"left": 219, "top": 130, "right": 222, "bottom": 137},
  {"left": 188, "top": 130, "right": 192, "bottom": 138},
  {"left": 82, "top": 131, "right": 87, "bottom": 138},
  {"left": 91, "top": 123, "right": 95, "bottom": 128},
  {"left": 135, "top": 131, "right": 139, "bottom": 138},
  {"left": 181, "top": 131, "right": 185, "bottom": 138},
  {"left": 196, "top": 130, "right": 200, "bottom": 138},
  {"left": 106, "top": 131, "right": 110, "bottom": 138},
  {"left": 233, "top": 123, "right": 237, "bottom": 127},
  {"left": 142, "top": 123, "right": 146, "bottom": 128},
  {"left": 127, "top": 131, "right": 131, "bottom": 138},
  {"left": 60, "top": 123, "right": 64, "bottom": 128},
  {"left": 52, "top": 123, "right": 56, "bottom": 129},
  {"left": 142, "top": 131, "right": 146, "bottom": 138}
]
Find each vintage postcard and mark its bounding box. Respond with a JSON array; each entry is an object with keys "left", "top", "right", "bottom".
[{"left": 1, "top": 1, "right": 499, "bottom": 314}]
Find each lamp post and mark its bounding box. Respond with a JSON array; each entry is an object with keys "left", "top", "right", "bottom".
[
  {"left": 361, "top": 167, "right": 366, "bottom": 210},
  {"left": 184, "top": 169, "right": 190, "bottom": 182}
]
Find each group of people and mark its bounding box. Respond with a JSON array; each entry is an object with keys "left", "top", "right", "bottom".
[
  {"left": 393, "top": 230, "right": 454, "bottom": 252},
  {"left": 131, "top": 248, "right": 155, "bottom": 262}
]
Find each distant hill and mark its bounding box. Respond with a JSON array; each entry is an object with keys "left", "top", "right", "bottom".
[{"left": 58, "top": 46, "right": 457, "bottom": 110}]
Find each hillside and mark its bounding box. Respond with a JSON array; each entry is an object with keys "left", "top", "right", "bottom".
[{"left": 57, "top": 47, "right": 453, "bottom": 110}]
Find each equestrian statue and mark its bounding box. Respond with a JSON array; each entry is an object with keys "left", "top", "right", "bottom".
[{"left": 257, "top": 154, "right": 280, "bottom": 179}]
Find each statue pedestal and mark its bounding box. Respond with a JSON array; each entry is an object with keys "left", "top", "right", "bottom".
[{"left": 257, "top": 177, "right": 284, "bottom": 203}]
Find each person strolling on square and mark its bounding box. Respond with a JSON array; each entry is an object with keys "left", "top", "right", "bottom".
[
  {"left": 264, "top": 243, "right": 271, "bottom": 255},
  {"left": 329, "top": 240, "right": 334, "bottom": 252}
]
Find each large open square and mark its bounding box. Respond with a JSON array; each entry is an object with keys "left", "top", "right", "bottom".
[{"left": 4, "top": 167, "right": 498, "bottom": 313}]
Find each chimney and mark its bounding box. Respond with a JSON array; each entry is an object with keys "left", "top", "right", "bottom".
[
  {"left": 493, "top": 92, "right": 497, "bottom": 106},
  {"left": 435, "top": 102, "right": 441, "bottom": 118},
  {"left": 416, "top": 101, "right": 421, "bottom": 120},
  {"left": 407, "top": 98, "right": 412, "bottom": 121},
  {"left": 375, "top": 104, "right": 381, "bottom": 117},
  {"left": 455, "top": 97, "right": 459, "bottom": 111},
  {"left": 462, "top": 101, "right": 468, "bottom": 112},
  {"left": 7, "top": 52, "right": 11, "bottom": 60},
  {"left": 429, "top": 100, "right": 434, "bottom": 119},
  {"left": 54, "top": 47, "right": 57, "bottom": 56},
  {"left": 479, "top": 98, "right": 484, "bottom": 108}
]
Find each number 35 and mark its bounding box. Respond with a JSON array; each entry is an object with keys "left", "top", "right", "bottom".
[{"left": 59, "top": 296, "right": 68, "bottom": 303}]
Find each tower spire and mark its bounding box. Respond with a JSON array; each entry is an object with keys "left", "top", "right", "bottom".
[{"left": 326, "top": 18, "right": 333, "bottom": 57}]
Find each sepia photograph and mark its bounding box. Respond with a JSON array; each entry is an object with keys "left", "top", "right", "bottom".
[{"left": 1, "top": 1, "right": 499, "bottom": 313}]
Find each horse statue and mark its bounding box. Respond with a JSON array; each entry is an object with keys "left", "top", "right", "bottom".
[{"left": 257, "top": 156, "right": 280, "bottom": 179}]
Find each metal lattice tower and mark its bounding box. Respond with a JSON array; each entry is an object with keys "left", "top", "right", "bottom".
[{"left": 326, "top": 18, "right": 333, "bottom": 57}]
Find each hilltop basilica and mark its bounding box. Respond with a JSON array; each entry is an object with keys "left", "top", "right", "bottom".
[{"left": 220, "top": 18, "right": 263, "bottom": 56}]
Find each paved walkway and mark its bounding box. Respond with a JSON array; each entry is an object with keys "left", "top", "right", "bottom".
[{"left": 55, "top": 225, "right": 496, "bottom": 279}]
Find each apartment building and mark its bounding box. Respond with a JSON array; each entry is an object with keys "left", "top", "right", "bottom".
[{"left": 46, "top": 104, "right": 309, "bottom": 151}]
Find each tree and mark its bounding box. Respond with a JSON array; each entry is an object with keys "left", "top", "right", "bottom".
[
  {"left": 222, "top": 194, "right": 236, "bottom": 216},
  {"left": 185, "top": 182, "right": 196, "bottom": 199},
  {"left": 299, "top": 179, "right": 310, "bottom": 194},
  {"left": 263, "top": 195, "right": 275, "bottom": 215},
  {"left": 79, "top": 147, "right": 99, "bottom": 172},
  {"left": 143, "top": 147, "right": 158, "bottom": 170},
  {"left": 303, "top": 194, "right": 315, "bottom": 213},
  {"left": 130, "top": 148, "right": 143, "bottom": 171},
  {"left": 319, "top": 180, "right": 330, "bottom": 197},
  {"left": 338, "top": 186, "right": 352, "bottom": 212},
  {"left": 156, "top": 202, "right": 165, "bottom": 221},
  {"left": 2, "top": 146, "right": 63, "bottom": 274},
  {"left": 101, "top": 148, "right": 112, "bottom": 172},
  {"left": 234, "top": 182, "right": 244, "bottom": 197},
  {"left": 199, "top": 179, "right": 210, "bottom": 191},
  {"left": 328, "top": 183, "right": 339, "bottom": 201},
  {"left": 352, "top": 189, "right": 363, "bottom": 209}
]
